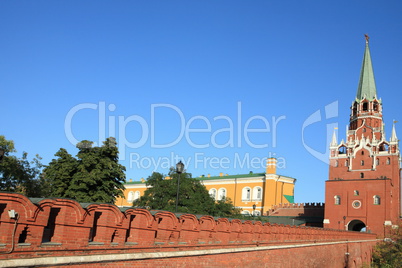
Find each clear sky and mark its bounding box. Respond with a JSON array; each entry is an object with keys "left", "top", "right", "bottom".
[{"left": 1, "top": 1, "right": 402, "bottom": 203}]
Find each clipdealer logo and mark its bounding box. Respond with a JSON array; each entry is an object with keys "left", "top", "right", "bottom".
[{"left": 64, "top": 100, "right": 338, "bottom": 170}]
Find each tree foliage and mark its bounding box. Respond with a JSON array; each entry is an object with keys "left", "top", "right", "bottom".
[
  {"left": 372, "top": 223, "right": 402, "bottom": 267},
  {"left": 43, "top": 137, "right": 126, "bottom": 203},
  {"left": 0, "top": 135, "right": 44, "bottom": 197},
  {"left": 133, "top": 168, "right": 240, "bottom": 216}
]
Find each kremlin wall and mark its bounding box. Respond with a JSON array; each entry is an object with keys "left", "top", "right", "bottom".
[{"left": 0, "top": 192, "right": 377, "bottom": 267}]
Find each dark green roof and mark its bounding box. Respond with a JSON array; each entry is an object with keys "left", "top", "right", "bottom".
[
  {"left": 125, "top": 180, "right": 147, "bottom": 185},
  {"left": 284, "top": 195, "right": 295, "bottom": 203},
  {"left": 196, "top": 172, "right": 265, "bottom": 181},
  {"left": 356, "top": 41, "right": 377, "bottom": 101},
  {"left": 125, "top": 172, "right": 296, "bottom": 185}
]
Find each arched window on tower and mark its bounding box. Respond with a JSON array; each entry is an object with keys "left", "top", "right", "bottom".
[
  {"left": 345, "top": 160, "right": 349, "bottom": 167},
  {"left": 373, "top": 195, "right": 381, "bottom": 205},
  {"left": 353, "top": 103, "right": 358, "bottom": 116},
  {"left": 373, "top": 102, "right": 378, "bottom": 111},
  {"left": 360, "top": 173, "right": 364, "bottom": 178},
  {"left": 362, "top": 102, "right": 368, "bottom": 111},
  {"left": 376, "top": 158, "right": 379, "bottom": 166},
  {"left": 334, "top": 195, "right": 341, "bottom": 205},
  {"left": 386, "top": 158, "right": 390, "bottom": 165},
  {"left": 339, "top": 146, "right": 347, "bottom": 154},
  {"left": 335, "top": 160, "right": 339, "bottom": 167},
  {"left": 379, "top": 143, "right": 389, "bottom": 152},
  {"left": 361, "top": 160, "right": 364, "bottom": 166},
  {"left": 354, "top": 190, "right": 359, "bottom": 196}
]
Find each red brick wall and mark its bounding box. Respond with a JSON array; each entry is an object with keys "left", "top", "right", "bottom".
[{"left": 0, "top": 193, "right": 377, "bottom": 267}]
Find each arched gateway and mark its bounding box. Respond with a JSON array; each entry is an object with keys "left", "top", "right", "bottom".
[{"left": 348, "top": 220, "right": 366, "bottom": 232}]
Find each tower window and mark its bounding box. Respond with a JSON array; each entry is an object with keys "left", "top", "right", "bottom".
[
  {"left": 339, "top": 146, "right": 346, "bottom": 154},
  {"left": 335, "top": 160, "right": 339, "bottom": 167},
  {"left": 373, "top": 195, "right": 381, "bottom": 205},
  {"left": 361, "top": 160, "right": 364, "bottom": 166},
  {"left": 362, "top": 102, "right": 368, "bottom": 111},
  {"left": 363, "top": 128, "right": 366, "bottom": 133},
  {"left": 373, "top": 102, "right": 378, "bottom": 111},
  {"left": 345, "top": 160, "right": 349, "bottom": 167},
  {"left": 386, "top": 158, "right": 390, "bottom": 165},
  {"left": 360, "top": 173, "right": 364, "bottom": 178},
  {"left": 379, "top": 143, "right": 389, "bottom": 152},
  {"left": 376, "top": 158, "right": 379, "bottom": 166},
  {"left": 334, "top": 195, "right": 341, "bottom": 205},
  {"left": 361, "top": 151, "right": 364, "bottom": 155},
  {"left": 354, "top": 190, "right": 359, "bottom": 196}
]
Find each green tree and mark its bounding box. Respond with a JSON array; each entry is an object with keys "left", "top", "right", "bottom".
[
  {"left": 43, "top": 137, "right": 126, "bottom": 203},
  {"left": 372, "top": 223, "right": 402, "bottom": 268},
  {"left": 133, "top": 168, "right": 240, "bottom": 216},
  {"left": 0, "top": 135, "right": 44, "bottom": 197},
  {"left": 42, "top": 148, "right": 78, "bottom": 198}
]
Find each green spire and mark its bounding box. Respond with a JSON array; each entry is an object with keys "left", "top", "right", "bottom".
[{"left": 356, "top": 35, "right": 377, "bottom": 101}]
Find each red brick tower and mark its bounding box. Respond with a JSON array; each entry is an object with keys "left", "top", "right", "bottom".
[{"left": 324, "top": 36, "right": 401, "bottom": 237}]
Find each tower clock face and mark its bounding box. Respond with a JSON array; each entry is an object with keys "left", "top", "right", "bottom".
[{"left": 352, "top": 200, "right": 362, "bottom": 209}]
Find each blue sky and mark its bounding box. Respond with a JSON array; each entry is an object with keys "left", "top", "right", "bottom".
[{"left": 1, "top": 1, "right": 402, "bottom": 203}]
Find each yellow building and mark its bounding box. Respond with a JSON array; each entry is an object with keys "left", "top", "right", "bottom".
[{"left": 116, "top": 158, "right": 296, "bottom": 216}]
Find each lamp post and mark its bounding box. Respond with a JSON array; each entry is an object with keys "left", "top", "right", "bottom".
[
  {"left": 252, "top": 204, "right": 256, "bottom": 218},
  {"left": 343, "top": 216, "right": 346, "bottom": 230},
  {"left": 0, "top": 147, "right": 4, "bottom": 163},
  {"left": 175, "top": 161, "right": 184, "bottom": 213}
]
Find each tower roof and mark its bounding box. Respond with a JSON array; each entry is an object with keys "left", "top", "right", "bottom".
[{"left": 356, "top": 35, "right": 377, "bottom": 101}]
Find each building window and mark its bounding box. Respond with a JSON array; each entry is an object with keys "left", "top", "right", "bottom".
[
  {"left": 361, "top": 160, "right": 364, "bottom": 166},
  {"left": 253, "top": 187, "right": 262, "bottom": 201},
  {"left": 345, "top": 160, "right": 349, "bottom": 167},
  {"left": 376, "top": 158, "right": 379, "bottom": 166},
  {"left": 218, "top": 188, "right": 226, "bottom": 200},
  {"left": 242, "top": 187, "right": 251, "bottom": 201},
  {"left": 339, "top": 146, "right": 347, "bottom": 154},
  {"left": 354, "top": 190, "right": 359, "bottom": 196},
  {"left": 134, "top": 191, "right": 140, "bottom": 201},
  {"left": 352, "top": 200, "right": 362, "bottom": 209},
  {"left": 363, "top": 128, "right": 366, "bottom": 133},
  {"left": 209, "top": 188, "right": 217, "bottom": 200},
  {"left": 335, "top": 160, "right": 339, "bottom": 167},
  {"left": 386, "top": 158, "right": 390, "bottom": 165},
  {"left": 127, "top": 191, "right": 135, "bottom": 203},
  {"left": 334, "top": 195, "right": 341, "bottom": 205},
  {"left": 373, "top": 195, "right": 381, "bottom": 205},
  {"left": 360, "top": 173, "right": 364, "bottom": 178}
]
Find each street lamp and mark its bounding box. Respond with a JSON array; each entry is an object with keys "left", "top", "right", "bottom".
[
  {"left": 175, "top": 161, "right": 184, "bottom": 213},
  {"left": 252, "top": 204, "right": 256, "bottom": 217},
  {"left": 343, "top": 216, "right": 347, "bottom": 230},
  {"left": 0, "top": 147, "right": 4, "bottom": 163}
]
